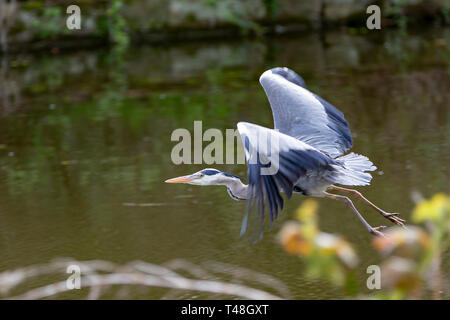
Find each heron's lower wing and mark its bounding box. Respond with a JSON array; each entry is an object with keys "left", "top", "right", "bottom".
[{"left": 237, "top": 122, "right": 336, "bottom": 239}]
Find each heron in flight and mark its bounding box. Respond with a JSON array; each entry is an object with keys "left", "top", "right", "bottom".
[{"left": 166, "top": 67, "right": 405, "bottom": 237}]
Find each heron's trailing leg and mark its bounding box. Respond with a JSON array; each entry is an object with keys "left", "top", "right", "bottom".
[
  {"left": 324, "top": 192, "right": 386, "bottom": 237},
  {"left": 329, "top": 186, "right": 405, "bottom": 226}
]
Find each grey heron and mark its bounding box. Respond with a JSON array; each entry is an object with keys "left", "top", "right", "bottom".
[{"left": 166, "top": 67, "right": 405, "bottom": 238}]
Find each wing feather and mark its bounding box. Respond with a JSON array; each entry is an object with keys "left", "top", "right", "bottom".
[
  {"left": 237, "top": 122, "right": 336, "bottom": 238},
  {"left": 260, "top": 67, "right": 352, "bottom": 158}
]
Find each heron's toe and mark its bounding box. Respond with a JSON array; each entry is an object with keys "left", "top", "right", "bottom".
[
  {"left": 383, "top": 212, "right": 406, "bottom": 226},
  {"left": 390, "top": 216, "right": 406, "bottom": 226},
  {"left": 385, "top": 212, "right": 400, "bottom": 216}
]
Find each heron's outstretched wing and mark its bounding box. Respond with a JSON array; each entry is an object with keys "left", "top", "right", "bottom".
[
  {"left": 237, "top": 122, "right": 336, "bottom": 238},
  {"left": 259, "top": 67, "right": 352, "bottom": 158}
]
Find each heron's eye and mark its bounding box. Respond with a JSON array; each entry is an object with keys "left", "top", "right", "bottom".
[{"left": 199, "top": 174, "right": 205, "bottom": 178}]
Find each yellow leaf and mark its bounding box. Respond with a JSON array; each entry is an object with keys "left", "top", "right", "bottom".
[
  {"left": 295, "top": 199, "right": 318, "bottom": 223},
  {"left": 412, "top": 193, "right": 449, "bottom": 223}
]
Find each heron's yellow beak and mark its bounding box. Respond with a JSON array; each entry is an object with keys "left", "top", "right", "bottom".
[{"left": 165, "top": 175, "right": 195, "bottom": 183}]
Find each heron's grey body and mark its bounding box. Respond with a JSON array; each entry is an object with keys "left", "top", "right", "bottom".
[
  {"left": 236, "top": 71, "right": 377, "bottom": 226},
  {"left": 194, "top": 151, "right": 376, "bottom": 200},
  {"left": 165, "top": 67, "right": 405, "bottom": 237}
]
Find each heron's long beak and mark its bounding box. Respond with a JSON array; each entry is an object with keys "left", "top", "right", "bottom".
[{"left": 165, "top": 175, "right": 195, "bottom": 184}]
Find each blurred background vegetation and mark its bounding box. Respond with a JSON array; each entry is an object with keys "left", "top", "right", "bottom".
[
  {"left": 1, "top": 0, "right": 450, "bottom": 52},
  {"left": 279, "top": 194, "right": 450, "bottom": 299}
]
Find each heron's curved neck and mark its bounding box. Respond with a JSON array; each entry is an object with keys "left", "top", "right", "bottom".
[{"left": 220, "top": 176, "right": 248, "bottom": 201}]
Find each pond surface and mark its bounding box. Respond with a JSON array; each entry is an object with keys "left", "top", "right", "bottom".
[{"left": 0, "top": 28, "right": 449, "bottom": 299}]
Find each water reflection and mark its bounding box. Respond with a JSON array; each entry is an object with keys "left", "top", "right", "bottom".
[{"left": 0, "top": 28, "right": 449, "bottom": 299}]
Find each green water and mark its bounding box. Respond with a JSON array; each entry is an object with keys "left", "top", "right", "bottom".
[{"left": 0, "top": 28, "right": 449, "bottom": 299}]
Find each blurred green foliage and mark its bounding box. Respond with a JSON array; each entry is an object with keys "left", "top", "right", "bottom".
[
  {"left": 279, "top": 200, "right": 359, "bottom": 295},
  {"left": 4, "top": 0, "right": 449, "bottom": 50},
  {"left": 31, "top": 6, "right": 63, "bottom": 38},
  {"left": 442, "top": 2, "right": 450, "bottom": 24},
  {"left": 107, "top": 0, "right": 130, "bottom": 49}
]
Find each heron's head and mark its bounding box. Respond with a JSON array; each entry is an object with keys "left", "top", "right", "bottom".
[{"left": 165, "top": 168, "right": 241, "bottom": 186}]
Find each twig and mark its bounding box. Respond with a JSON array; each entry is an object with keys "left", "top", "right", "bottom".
[{"left": 0, "top": 258, "right": 284, "bottom": 300}]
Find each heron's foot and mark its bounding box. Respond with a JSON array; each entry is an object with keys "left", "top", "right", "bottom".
[
  {"left": 381, "top": 212, "right": 406, "bottom": 226},
  {"left": 369, "top": 226, "right": 387, "bottom": 237}
]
